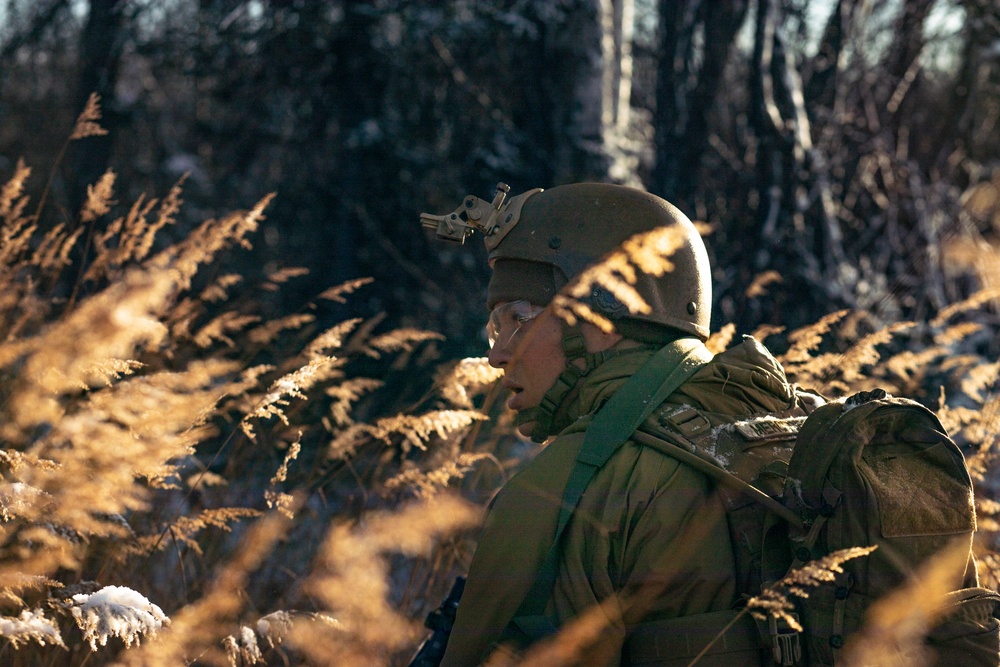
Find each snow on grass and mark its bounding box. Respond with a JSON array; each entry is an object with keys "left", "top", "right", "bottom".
[
  {"left": 70, "top": 585, "right": 168, "bottom": 650},
  {"left": 0, "top": 609, "right": 65, "bottom": 648}
]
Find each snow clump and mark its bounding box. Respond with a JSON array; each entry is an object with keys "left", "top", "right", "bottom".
[
  {"left": 0, "top": 609, "right": 65, "bottom": 648},
  {"left": 70, "top": 585, "right": 169, "bottom": 650}
]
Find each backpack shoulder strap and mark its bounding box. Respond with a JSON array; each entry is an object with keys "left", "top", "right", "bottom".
[{"left": 504, "top": 338, "right": 714, "bottom": 644}]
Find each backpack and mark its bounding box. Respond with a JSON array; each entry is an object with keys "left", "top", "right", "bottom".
[
  {"left": 504, "top": 339, "right": 1000, "bottom": 666},
  {"left": 627, "top": 386, "right": 1000, "bottom": 666}
]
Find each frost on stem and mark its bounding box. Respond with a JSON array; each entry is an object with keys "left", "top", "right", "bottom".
[
  {"left": 70, "top": 585, "right": 169, "bottom": 650},
  {"left": 257, "top": 610, "right": 294, "bottom": 648},
  {"left": 253, "top": 609, "right": 339, "bottom": 651},
  {"left": 241, "top": 356, "right": 338, "bottom": 440},
  {"left": 223, "top": 625, "right": 263, "bottom": 666}
]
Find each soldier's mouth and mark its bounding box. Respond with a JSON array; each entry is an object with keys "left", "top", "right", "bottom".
[{"left": 505, "top": 386, "right": 525, "bottom": 411}]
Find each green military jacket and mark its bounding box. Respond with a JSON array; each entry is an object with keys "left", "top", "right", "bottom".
[{"left": 441, "top": 337, "right": 797, "bottom": 666}]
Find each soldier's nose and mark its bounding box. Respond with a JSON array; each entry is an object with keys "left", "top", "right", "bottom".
[{"left": 488, "top": 344, "right": 509, "bottom": 369}]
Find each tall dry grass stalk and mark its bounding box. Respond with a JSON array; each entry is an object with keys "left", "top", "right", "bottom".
[
  {"left": 0, "top": 97, "right": 499, "bottom": 665},
  {"left": 841, "top": 541, "right": 973, "bottom": 667},
  {"left": 0, "top": 95, "right": 997, "bottom": 666},
  {"left": 285, "top": 494, "right": 480, "bottom": 666},
  {"left": 482, "top": 598, "right": 623, "bottom": 667},
  {"left": 113, "top": 509, "right": 294, "bottom": 667}
]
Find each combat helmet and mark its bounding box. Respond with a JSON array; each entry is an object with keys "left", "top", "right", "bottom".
[
  {"left": 420, "top": 182, "right": 712, "bottom": 440},
  {"left": 422, "top": 182, "right": 712, "bottom": 339}
]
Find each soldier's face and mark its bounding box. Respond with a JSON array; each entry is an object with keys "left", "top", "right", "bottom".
[{"left": 487, "top": 303, "right": 567, "bottom": 437}]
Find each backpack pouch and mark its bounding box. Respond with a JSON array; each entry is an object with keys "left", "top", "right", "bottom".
[{"left": 925, "top": 587, "right": 1000, "bottom": 666}]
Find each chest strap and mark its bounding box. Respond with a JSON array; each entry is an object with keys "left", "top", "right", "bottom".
[{"left": 504, "top": 338, "right": 715, "bottom": 645}]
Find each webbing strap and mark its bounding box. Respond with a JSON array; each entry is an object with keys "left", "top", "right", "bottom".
[
  {"left": 832, "top": 587, "right": 847, "bottom": 663},
  {"left": 623, "top": 609, "right": 761, "bottom": 664},
  {"left": 506, "top": 338, "right": 714, "bottom": 643},
  {"left": 577, "top": 338, "right": 715, "bottom": 468},
  {"left": 630, "top": 429, "right": 806, "bottom": 531}
]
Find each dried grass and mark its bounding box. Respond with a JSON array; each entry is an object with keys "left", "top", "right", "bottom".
[
  {"left": 0, "top": 106, "right": 491, "bottom": 664},
  {"left": 747, "top": 547, "right": 878, "bottom": 632},
  {"left": 0, "top": 97, "right": 998, "bottom": 666},
  {"left": 842, "top": 542, "right": 972, "bottom": 667},
  {"left": 552, "top": 226, "right": 688, "bottom": 332},
  {"left": 70, "top": 93, "right": 109, "bottom": 140},
  {"left": 112, "top": 510, "right": 293, "bottom": 667},
  {"left": 285, "top": 495, "right": 480, "bottom": 666},
  {"left": 745, "top": 269, "right": 782, "bottom": 298}
]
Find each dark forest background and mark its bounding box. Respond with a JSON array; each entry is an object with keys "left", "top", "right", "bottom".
[{"left": 3, "top": 0, "right": 998, "bottom": 358}]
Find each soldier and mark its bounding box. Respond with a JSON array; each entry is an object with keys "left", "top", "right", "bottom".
[{"left": 420, "top": 182, "right": 801, "bottom": 666}]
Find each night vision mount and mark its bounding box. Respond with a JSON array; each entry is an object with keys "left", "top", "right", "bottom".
[
  {"left": 419, "top": 182, "right": 510, "bottom": 244},
  {"left": 419, "top": 183, "right": 541, "bottom": 250}
]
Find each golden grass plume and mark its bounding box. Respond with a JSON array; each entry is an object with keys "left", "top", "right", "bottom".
[
  {"left": 285, "top": 494, "right": 481, "bottom": 666},
  {"left": 841, "top": 541, "right": 972, "bottom": 667}
]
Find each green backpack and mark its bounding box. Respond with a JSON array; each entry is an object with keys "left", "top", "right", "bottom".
[
  {"left": 507, "top": 340, "right": 1000, "bottom": 666},
  {"left": 628, "top": 387, "right": 1000, "bottom": 666}
]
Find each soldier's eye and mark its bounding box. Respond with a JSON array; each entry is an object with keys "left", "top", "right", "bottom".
[{"left": 486, "top": 300, "right": 544, "bottom": 349}]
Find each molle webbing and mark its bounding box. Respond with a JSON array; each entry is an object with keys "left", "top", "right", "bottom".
[
  {"left": 622, "top": 610, "right": 762, "bottom": 666},
  {"left": 630, "top": 428, "right": 804, "bottom": 531},
  {"left": 506, "top": 338, "right": 715, "bottom": 643}
]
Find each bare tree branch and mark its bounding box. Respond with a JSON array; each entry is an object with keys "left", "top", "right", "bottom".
[{"left": 0, "top": 0, "right": 70, "bottom": 61}]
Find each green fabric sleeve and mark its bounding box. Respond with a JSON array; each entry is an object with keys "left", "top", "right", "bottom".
[
  {"left": 549, "top": 443, "right": 737, "bottom": 663},
  {"left": 440, "top": 432, "right": 586, "bottom": 667}
]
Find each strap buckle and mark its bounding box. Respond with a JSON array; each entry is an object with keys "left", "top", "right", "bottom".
[
  {"left": 662, "top": 406, "right": 712, "bottom": 437},
  {"left": 768, "top": 614, "right": 802, "bottom": 666}
]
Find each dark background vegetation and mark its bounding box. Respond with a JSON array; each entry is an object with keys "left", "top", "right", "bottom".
[{"left": 2, "top": 0, "right": 998, "bottom": 357}]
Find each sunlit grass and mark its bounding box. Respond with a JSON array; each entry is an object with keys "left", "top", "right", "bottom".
[{"left": 0, "top": 96, "right": 996, "bottom": 666}]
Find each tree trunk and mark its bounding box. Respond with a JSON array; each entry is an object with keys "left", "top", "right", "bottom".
[
  {"left": 804, "top": 0, "right": 859, "bottom": 112},
  {"left": 653, "top": 0, "right": 748, "bottom": 207},
  {"left": 69, "top": 0, "right": 126, "bottom": 219},
  {"left": 934, "top": 0, "right": 999, "bottom": 170},
  {"left": 748, "top": 0, "right": 849, "bottom": 308},
  {"left": 653, "top": 0, "right": 700, "bottom": 203},
  {"left": 548, "top": 0, "right": 612, "bottom": 183},
  {"left": 604, "top": 0, "right": 635, "bottom": 131},
  {"left": 884, "top": 0, "right": 935, "bottom": 134}
]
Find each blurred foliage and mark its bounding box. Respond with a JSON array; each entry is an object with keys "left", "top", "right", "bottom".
[{"left": 1, "top": 0, "right": 994, "bottom": 355}]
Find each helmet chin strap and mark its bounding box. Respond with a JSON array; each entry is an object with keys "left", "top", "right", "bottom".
[{"left": 514, "top": 326, "right": 620, "bottom": 443}]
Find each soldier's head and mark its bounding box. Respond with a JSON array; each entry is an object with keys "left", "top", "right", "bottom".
[
  {"left": 484, "top": 182, "right": 711, "bottom": 339},
  {"left": 422, "top": 182, "right": 711, "bottom": 440}
]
